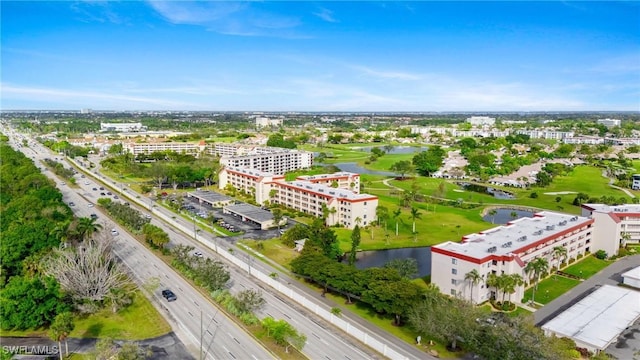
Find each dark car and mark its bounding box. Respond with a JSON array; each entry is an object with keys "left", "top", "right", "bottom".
[
  {"left": 161, "top": 289, "right": 177, "bottom": 302},
  {"left": 90, "top": 213, "right": 98, "bottom": 219}
]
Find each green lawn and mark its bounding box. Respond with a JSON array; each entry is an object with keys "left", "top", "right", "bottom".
[
  {"left": 562, "top": 255, "right": 611, "bottom": 279},
  {"left": 0, "top": 292, "right": 171, "bottom": 340},
  {"left": 522, "top": 275, "right": 581, "bottom": 305}
]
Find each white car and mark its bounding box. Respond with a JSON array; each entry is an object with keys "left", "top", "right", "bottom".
[
  {"left": 111, "top": 229, "right": 119, "bottom": 236},
  {"left": 84, "top": 181, "right": 90, "bottom": 185},
  {"left": 87, "top": 203, "right": 94, "bottom": 208},
  {"left": 194, "top": 251, "right": 203, "bottom": 258}
]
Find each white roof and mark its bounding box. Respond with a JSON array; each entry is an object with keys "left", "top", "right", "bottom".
[
  {"left": 283, "top": 181, "right": 376, "bottom": 201},
  {"left": 622, "top": 266, "right": 640, "bottom": 281},
  {"left": 433, "top": 211, "right": 591, "bottom": 259},
  {"left": 583, "top": 203, "right": 640, "bottom": 213},
  {"left": 542, "top": 285, "right": 640, "bottom": 351}
]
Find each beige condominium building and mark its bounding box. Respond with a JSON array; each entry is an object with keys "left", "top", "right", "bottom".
[
  {"left": 219, "top": 167, "right": 377, "bottom": 229},
  {"left": 295, "top": 172, "right": 361, "bottom": 194},
  {"left": 431, "top": 211, "right": 594, "bottom": 304},
  {"left": 123, "top": 140, "right": 207, "bottom": 157},
  {"left": 581, "top": 204, "right": 640, "bottom": 254},
  {"left": 219, "top": 149, "right": 313, "bottom": 175}
]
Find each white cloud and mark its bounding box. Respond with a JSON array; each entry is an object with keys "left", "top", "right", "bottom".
[
  {"left": 146, "top": 1, "right": 302, "bottom": 37},
  {"left": 351, "top": 65, "right": 423, "bottom": 81},
  {"left": 313, "top": 7, "right": 337, "bottom": 23},
  {"left": 1, "top": 84, "right": 197, "bottom": 109}
]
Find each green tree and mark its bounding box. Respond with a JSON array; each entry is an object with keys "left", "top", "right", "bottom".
[
  {"left": 389, "top": 160, "right": 415, "bottom": 179},
  {"left": 363, "top": 279, "right": 424, "bottom": 326},
  {"left": 48, "top": 312, "right": 74, "bottom": 359},
  {"left": 76, "top": 216, "right": 103, "bottom": 241},
  {"left": 348, "top": 225, "right": 361, "bottom": 266},
  {"left": 376, "top": 205, "right": 389, "bottom": 228},
  {"left": 464, "top": 269, "right": 482, "bottom": 303},
  {"left": 0, "top": 276, "right": 69, "bottom": 330},
  {"left": 488, "top": 209, "right": 497, "bottom": 224},
  {"left": 383, "top": 258, "right": 418, "bottom": 279},
  {"left": 261, "top": 317, "right": 306, "bottom": 353},
  {"left": 409, "top": 207, "right": 422, "bottom": 233},
  {"left": 524, "top": 257, "right": 549, "bottom": 304},
  {"left": 271, "top": 208, "right": 284, "bottom": 230},
  {"left": 552, "top": 246, "right": 568, "bottom": 270},
  {"left": 235, "top": 289, "right": 266, "bottom": 313}
]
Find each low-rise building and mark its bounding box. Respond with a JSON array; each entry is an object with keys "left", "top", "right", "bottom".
[
  {"left": 622, "top": 266, "right": 640, "bottom": 289},
  {"left": 255, "top": 117, "right": 283, "bottom": 128},
  {"left": 123, "top": 140, "right": 207, "bottom": 157},
  {"left": 219, "top": 167, "right": 377, "bottom": 229},
  {"left": 296, "top": 172, "right": 360, "bottom": 193},
  {"left": 100, "top": 122, "right": 146, "bottom": 132},
  {"left": 466, "top": 116, "right": 496, "bottom": 126},
  {"left": 633, "top": 174, "right": 640, "bottom": 190},
  {"left": 516, "top": 129, "right": 574, "bottom": 140},
  {"left": 271, "top": 180, "right": 377, "bottom": 229},
  {"left": 220, "top": 149, "right": 313, "bottom": 174},
  {"left": 218, "top": 167, "right": 285, "bottom": 205},
  {"left": 581, "top": 204, "right": 640, "bottom": 252},
  {"left": 597, "top": 118, "right": 621, "bottom": 127},
  {"left": 431, "top": 211, "right": 594, "bottom": 304}
]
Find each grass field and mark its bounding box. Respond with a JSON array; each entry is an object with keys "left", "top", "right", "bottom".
[
  {"left": 562, "top": 255, "right": 611, "bottom": 279},
  {"left": 0, "top": 291, "right": 171, "bottom": 340},
  {"left": 522, "top": 275, "right": 581, "bottom": 305}
]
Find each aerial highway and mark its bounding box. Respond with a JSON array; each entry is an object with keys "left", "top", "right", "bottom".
[
  {"left": 7, "top": 128, "right": 431, "bottom": 360},
  {"left": 9, "top": 136, "right": 273, "bottom": 360}
]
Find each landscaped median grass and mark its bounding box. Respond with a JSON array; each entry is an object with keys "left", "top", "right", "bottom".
[
  {"left": 562, "top": 255, "right": 610, "bottom": 279},
  {"left": 0, "top": 291, "right": 171, "bottom": 340},
  {"left": 522, "top": 275, "right": 581, "bottom": 305}
]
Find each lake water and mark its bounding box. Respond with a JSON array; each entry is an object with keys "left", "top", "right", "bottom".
[
  {"left": 354, "top": 146, "right": 429, "bottom": 154},
  {"left": 456, "top": 182, "right": 515, "bottom": 199},
  {"left": 331, "top": 162, "right": 398, "bottom": 176},
  {"left": 482, "top": 208, "right": 536, "bottom": 224},
  {"left": 351, "top": 246, "right": 432, "bottom": 278}
]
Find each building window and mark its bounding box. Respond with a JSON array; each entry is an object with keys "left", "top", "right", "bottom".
[
  {"left": 451, "top": 279, "right": 457, "bottom": 285},
  {"left": 452, "top": 258, "right": 457, "bottom": 265},
  {"left": 452, "top": 269, "right": 457, "bottom": 275},
  {"left": 450, "top": 289, "right": 456, "bottom": 296}
]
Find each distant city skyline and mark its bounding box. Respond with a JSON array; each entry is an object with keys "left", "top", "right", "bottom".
[{"left": 2, "top": 1, "right": 639, "bottom": 112}]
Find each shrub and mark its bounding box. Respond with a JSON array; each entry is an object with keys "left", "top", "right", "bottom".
[
  {"left": 595, "top": 250, "right": 608, "bottom": 260},
  {"left": 530, "top": 192, "right": 538, "bottom": 199}
]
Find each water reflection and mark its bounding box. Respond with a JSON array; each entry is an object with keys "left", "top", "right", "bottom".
[
  {"left": 350, "top": 246, "right": 432, "bottom": 278},
  {"left": 483, "top": 208, "right": 536, "bottom": 224}
]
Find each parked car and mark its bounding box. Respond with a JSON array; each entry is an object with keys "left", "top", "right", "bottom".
[
  {"left": 193, "top": 251, "right": 203, "bottom": 258},
  {"left": 110, "top": 229, "right": 119, "bottom": 236},
  {"left": 161, "top": 289, "right": 177, "bottom": 302}
]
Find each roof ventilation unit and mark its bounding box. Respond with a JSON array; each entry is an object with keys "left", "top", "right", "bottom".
[{"left": 487, "top": 246, "right": 497, "bottom": 253}]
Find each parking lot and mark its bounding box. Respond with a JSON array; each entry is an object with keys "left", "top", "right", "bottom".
[{"left": 179, "top": 196, "right": 290, "bottom": 241}]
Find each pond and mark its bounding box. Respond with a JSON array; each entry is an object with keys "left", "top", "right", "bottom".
[
  {"left": 348, "top": 246, "right": 432, "bottom": 278},
  {"left": 456, "top": 182, "right": 515, "bottom": 199},
  {"left": 482, "top": 208, "right": 536, "bottom": 225},
  {"left": 319, "top": 162, "right": 398, "bottom": 176},
  {"left": 354, "top": 145, "right": 429, "bottom": 155}
]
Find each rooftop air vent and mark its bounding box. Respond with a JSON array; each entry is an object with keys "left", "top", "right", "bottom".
[
  {"left": 501, "top": 241, "right": 513, "bottom": 248},
  {"left": 487, "top": 246, "right": 497, "bottom": 253},
  {"left": 546, "top": 225, "right": 555, "bottom": 231},
  {"left": 570, "top": 216, "right": 578, "bottom": 221}
]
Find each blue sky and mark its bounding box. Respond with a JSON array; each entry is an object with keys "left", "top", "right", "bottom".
[{"left": 2, "top": 1, "right": 639, "bottom": 111}]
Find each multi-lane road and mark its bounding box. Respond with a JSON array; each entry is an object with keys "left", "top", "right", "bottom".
[
  {"left": 6, "top": 131, "right": 398, "bottom": 360},
  {"left": 10, "top": 136, "right": 272, "bottom": 360}
]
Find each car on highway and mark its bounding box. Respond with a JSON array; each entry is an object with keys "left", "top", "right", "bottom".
[
  {"left": 68, "top": 202, "right": 75, "bottom": 207},
  {"left": 194, "top": 251, "right": 203, "bottom": 258},
  {"left": 92, "top": 187, "right": 97, "bottom": 191},
  {"left": 110, "top": 229, "right": 119, "bottom": 236},
  {"left": 99, "top": 187, "right": 104, "bottom": 190},
  {"left": 161, "top": 289, "right": 177, "bottom": 302},
  {"left": 84, "top": 181, "right": 90, "bottom": 185},
  {"left": 60, "top": 182, "right": 66, "bottom": 186},
  {"left": 90, "top": 214, "right": 98, "bottom": 219},
  {"left": 88, "top": 203, "right": 94, "bottom": 208}
]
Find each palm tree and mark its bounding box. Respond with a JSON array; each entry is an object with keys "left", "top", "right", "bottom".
[
  {"left": 552, "top": 246, "right": 568, "bottom": 270},
  {"left": 486, "top": 273, "right": 501, "bottom": 301},
  {"left": 488, "top": 209, "right": 497, "bottom": 224},
  {"left": 354, "top": 216, "right": 362, "bottom": 227},
  {"left": 50, "top": 221, "right": 71, "bottom": 244},
  {"left": 504, "top": 274, "right": 524, "bottom": 305},
  {"left": 621, "top": 232, "right": 631, "bottom": 248},
  {"left": 409, "top": 207, "right": 422, "bottom": 233},
  {"left": 376, "top": 205, "right": 389, "bottom": 228},
  {"left": 76, "top": 217, "right": 103, "bottom": 241},
  {"left": 524, "top": 257, "right": 549, "bottom": 304},
  {"left": 464, "top": 269, "right": 482, "bottom": 304},
  {"left": 393, "top": 207, "right": 402, "bottom": 236}
]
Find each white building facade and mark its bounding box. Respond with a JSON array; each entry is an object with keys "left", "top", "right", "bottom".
[
  {"left": 296, "top": 172, "right": 360, "bottom": 194},
  {"left": 581, "top": 204, "right": 640, "bottom": 253},
  {"left": 220, "top": 150, "right": 313, "bottom": 174},
  {"left": 123, "top": 140, "right": 206, "bottom": 156},
  {"left": 431, "top": 211, "right": 594, "bottom": 304},
  {"left": 100, "top": 122, "right": 146, "bottom": 132},
  {"left": 218, "top": 167, "right": 285, "bottom": 205},
  {"left": 466, "top": 116, "right": 496, "bottom": 126}
]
